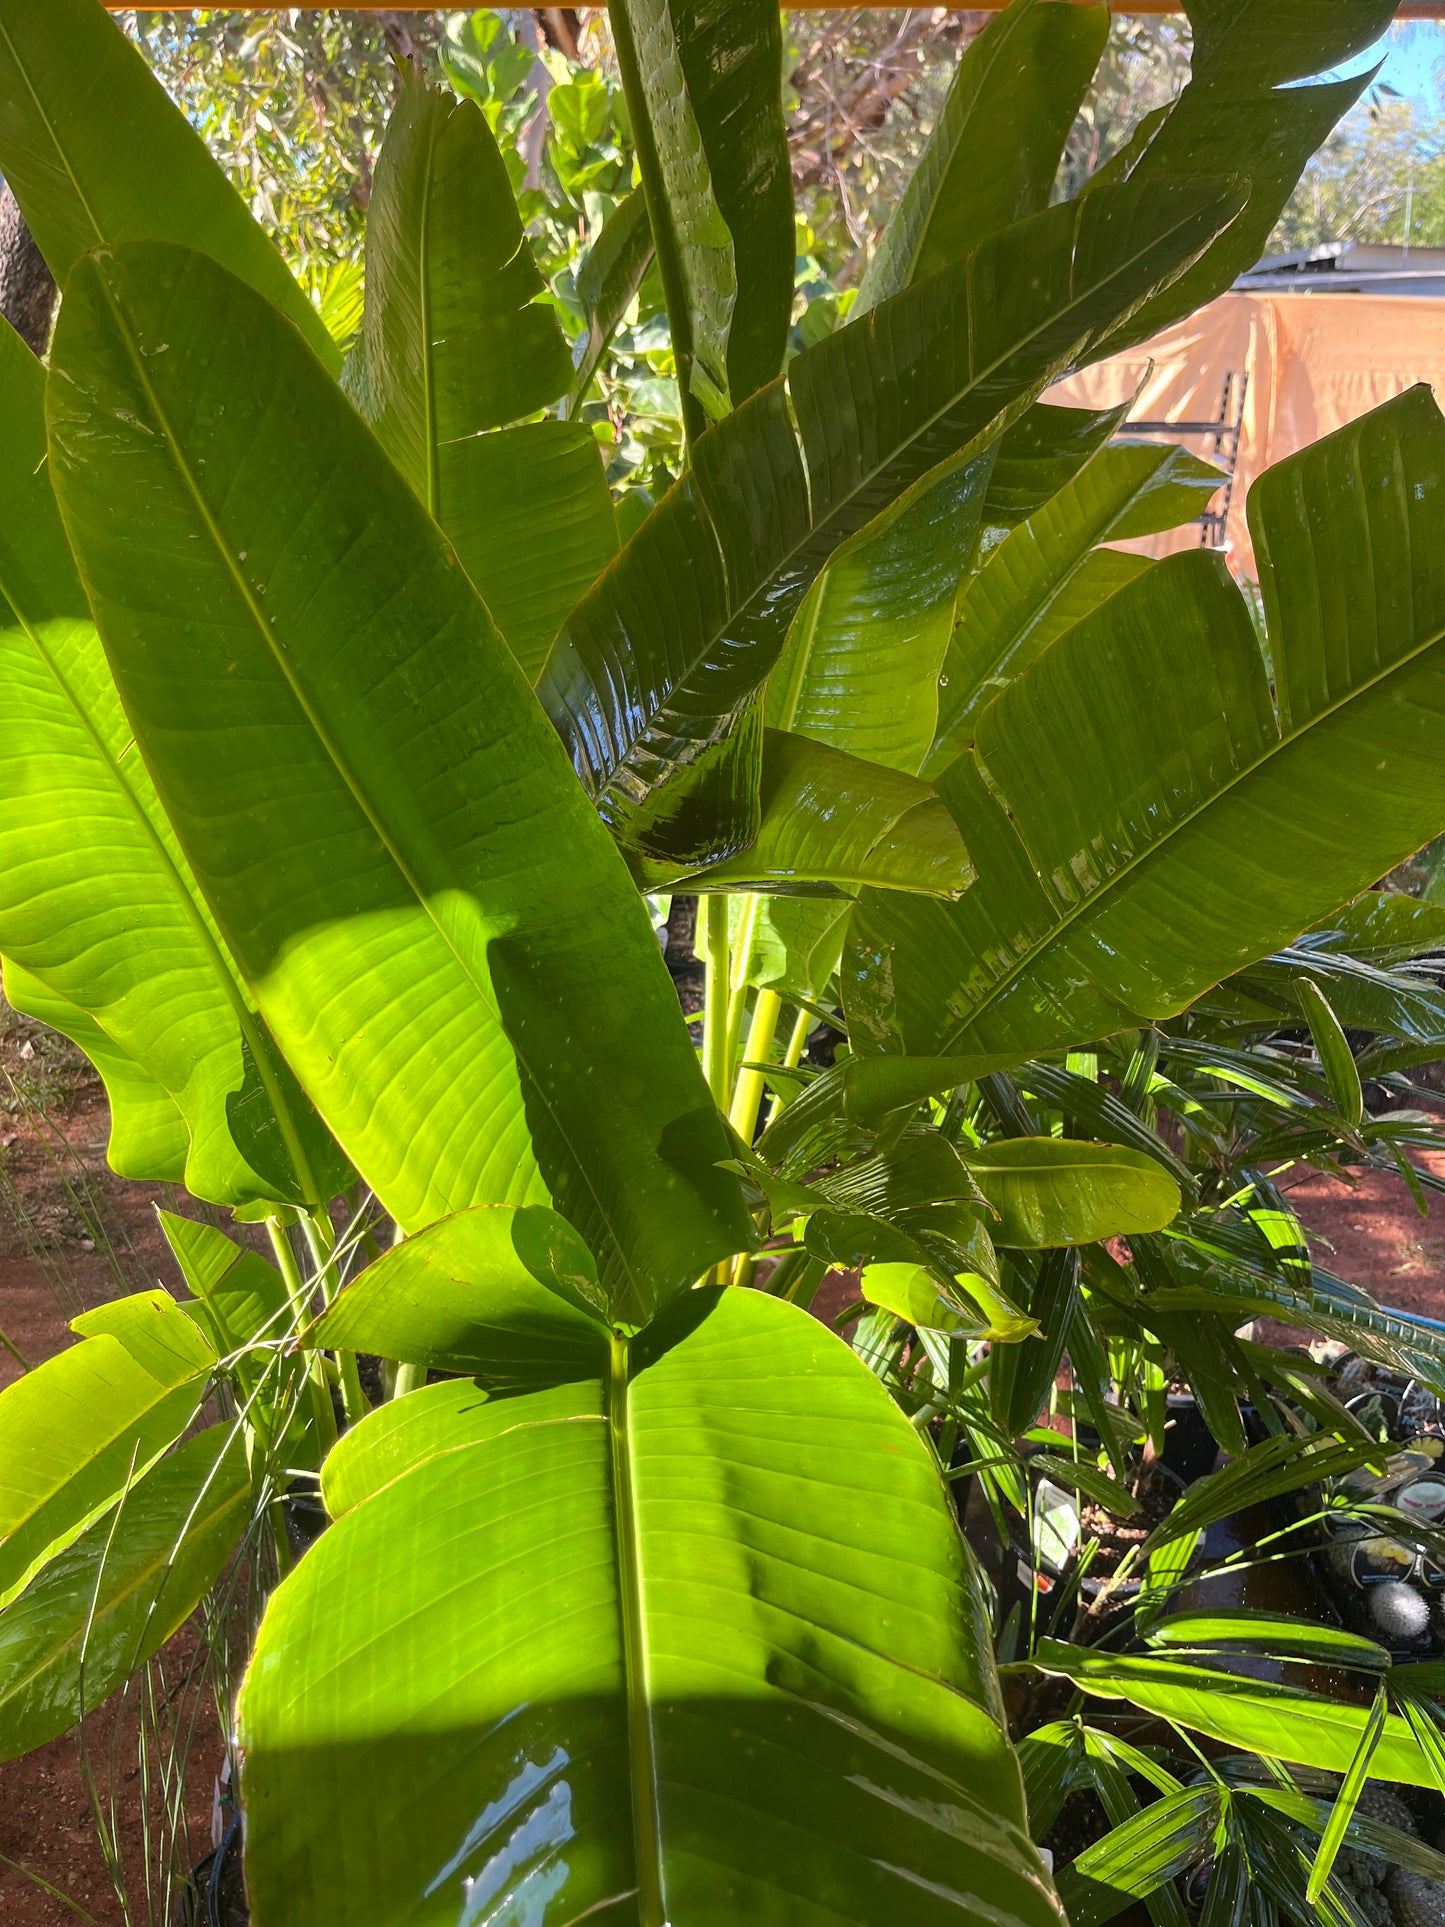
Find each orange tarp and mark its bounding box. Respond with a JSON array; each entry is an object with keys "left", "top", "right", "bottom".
[{"left": 1048, "top": 291, "right": 1445, "bottom": 578}]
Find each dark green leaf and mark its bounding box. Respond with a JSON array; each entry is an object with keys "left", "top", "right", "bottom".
[
  {"left": 572, "top": 187, "right": 655, "bottom": 404},
  {"left": 848, "top": 390, "right": 1445, "bottom": 1067},
  {"left": 539, "top": 176, "right": 1242, "bottom": 869},
  {"left": 1055, "top": 1787, "right": 1220, "bottom": 1927},
  {"left": 1143, "top": 1433, "right": 1383, "bottom": 1554},
  {"left": 858, "top": 0, "right": 1109, "bottom": 311},
  {"left": 1297, "top": 979, "right": 1364, "bottom": 1133},
  {"left": 1088, "top": 0, "right": 1396, "bottom": 354},
  {"left": 994, "top": 1248, "right": 1079, "bottom": 1435}
]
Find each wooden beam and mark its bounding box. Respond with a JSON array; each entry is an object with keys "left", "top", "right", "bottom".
[{"left": 96, "top": 2, "right": 1445, "bottom": 14}]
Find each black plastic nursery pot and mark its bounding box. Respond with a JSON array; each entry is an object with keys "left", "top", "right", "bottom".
[{"left": 174, "top": 1815, "right": 247, "bottom": 1927}]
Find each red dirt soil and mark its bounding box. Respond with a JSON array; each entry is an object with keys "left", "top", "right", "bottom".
[
  {"left": 0, "top": 1020, "right": 224, "bottom": 1927},
  {"left": 1281, "top": 1144, "right": 1445, "bottom": 1324}
]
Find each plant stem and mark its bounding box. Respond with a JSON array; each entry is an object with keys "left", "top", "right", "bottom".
[
  {"left": 393, "top": 1361, "right": 427, "bottom": 1398},
  {"left": 701, "top": 893, "right": 731, "bottom": 1105},
  {"left": 722, "top": 895, "right": 763, "bottom": 1109},
  {"left": 728, "top": 989, "right": 783, "bottom": 1144},
  {"left": 301, "top": 1207, "right": 368, "bottom": 1426},
  {"left": 783, "top": 1005, "right": 812, "bottom": 1069},
  {"left": 266, "top": 1219, "right": 337, "bottom": 1456}
]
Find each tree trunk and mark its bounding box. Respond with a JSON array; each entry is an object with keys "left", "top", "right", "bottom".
[{"left": 0, "top": 187, "right": 57, "bottom": 356}]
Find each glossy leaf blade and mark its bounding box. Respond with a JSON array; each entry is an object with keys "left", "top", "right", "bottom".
[
  {"left": 848, "top": 389, "right": 1445, "bottom": 1067},
  {"left": 966, "top": 1139, "right": 1181, "bottom": 1249},
  {"left": 573, "top": 187, "right": 656, "bottom": 404},
  {"left": 1143, "top": 1613, "right": 1391, "bottom": 1673},
  {"left": 655, "top": 730, "right": 974, "bottom": 898},
  {"left": 934, "top": 438, "right": 1223, "bottom": 762},
  {"left": 0, "top": 1426, "right": 249, "bottom": 1763},
  {"left": 241, "top": 1287, "right": 1056, "bottom": 1926},
  {"left": 0, "top": 0, "right": 334, "bottom": 368},
  {"left": 609, "top": 0, "right": 738, "bottom": 417},
  {"left": 1056, "top": 1788, "right": 1220, "bottom": 1927},
  {"left": 766, "top": 443, "right": 996, "bottom": 777},
  {"left": 858, "top": 0, "right": 1109, "bottom": 312},
  {"left": 668, "top": 0, "right": 793, "bottom": 403},
  {"left": 309, "top": 1207, "right": 609, "bottom": 1383},
  {"left": 540, "top": 176, "right": 1242, "bottom": 868},
  {"left": 1030, "top": 1642, "right": 1438, "bottom": 1790},
  {"left": 347, "top": 80, "right": 573, "bottom": 462},
  {"left": 48, "top": 242, "right": 748, "bottom": 1314}
]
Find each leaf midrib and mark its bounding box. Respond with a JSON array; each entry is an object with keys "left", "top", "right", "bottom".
[
  {"left": 939, "top": 601, "right": 1445, "bottom": 1056},
  {"left": 418, "top": 99, "right": 440, "bottom": 522},
  {"left": 608, "top": 1333, "right": 665, "bottom": 1926},
  {"left": 89, "top": 256, "right": 638, "bottom": 1290}
]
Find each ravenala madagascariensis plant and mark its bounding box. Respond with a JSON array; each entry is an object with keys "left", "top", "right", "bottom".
[{"left": 5, "top": 0, "right": 1445, "bottom": 1921}]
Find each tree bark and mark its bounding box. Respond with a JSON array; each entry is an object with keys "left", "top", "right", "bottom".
[{"left": 0, "top": 187, "right": 57, "bottom": 356}]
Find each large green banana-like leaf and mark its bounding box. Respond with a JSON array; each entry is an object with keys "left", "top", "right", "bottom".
[
  {"left": 648, "top": 730, "right": 973, "bottom": 898},
  {"left": 847, "top": 388, "right": 1445, "bottom": 1066},
  {"left": 762, "top": 399, "right": 1134, "bottom": 792},
  {"left": 239, "top": 1262, "right": 1056, "bottom": 1927},
  {"left": 667, "top": 0, "right": 793, "bottom": 405},
  {"left": 539, "top": 176, "right": 1242, "bottom": 870},
  {"left": 931, "top": 438, "right": 1223, "bottom": 765},
  {"left": 610, "top": 0, "right": 791, "bottom": 423},
  {"left": 2, "top": 959, "right": 188, "bottom": 1182},
  {"left": 344, "top": 82, "right": 616, "bottom": 679},
  {"left": 0, "top": 319, "right": 345, "bottom": 1208},
  {"left": 765, "top": 443, "right": 995, "bottom": 776},
  {"left": 968, "top": 1140, "right": 1180, "bottom": 1249},
  {"left": 858, "top": 0, "right": 1109, "bottom": 313},
  {"left": 800, "top": 0, "right": 1109, "bottom": 779},
  {"left": 0, "top": 0, "right": 334, "bottom": 369},
  {"left": 310, "top": 1207, "right": 608, "bottom": 1378},
  {"left": 1089, "top": 0, "right": 1395, "bottom": 354},
  {"left": 48, "top": 242, "right": 749, "bottom": 1318},
  {"left": 348, "top": 80, "right": 573, "bottom": 448},
  {"left": 0, "top": 1311, "right": 210, "bottom": 1607},
  {"left": 0, "top": 1425, "right": 249, "bottom": 1763}
]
